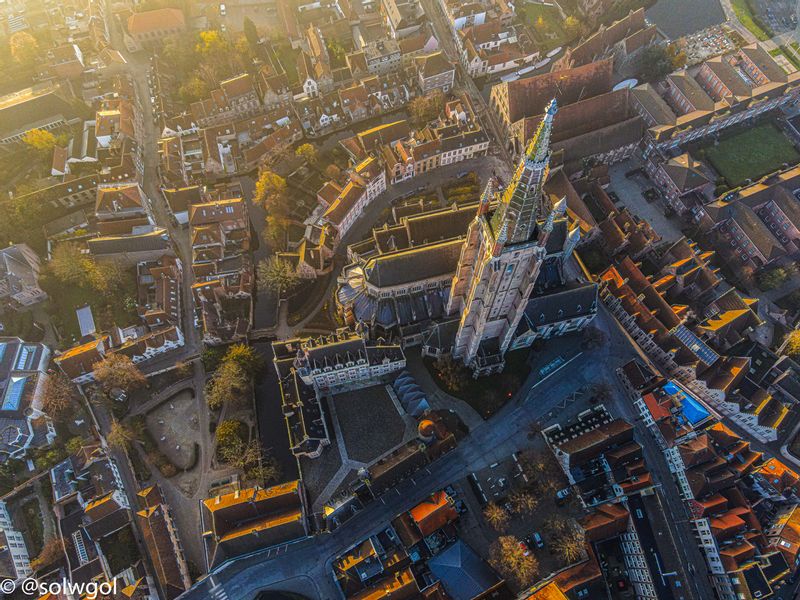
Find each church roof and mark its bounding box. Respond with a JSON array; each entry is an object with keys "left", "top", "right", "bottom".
[{"left": 363, "top": 239, "right": 463, "bottom": 288}]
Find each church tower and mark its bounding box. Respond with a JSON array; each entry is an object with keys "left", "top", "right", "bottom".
[{"left": 447, "top": 99, "right": 559, "bottom": 376}]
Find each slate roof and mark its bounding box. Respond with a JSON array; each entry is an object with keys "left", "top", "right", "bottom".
[
  {"left": 517, "top": 283, "right": 598, "bottom": 334},
  {"left": 427, "top": 540, "right": 500, "bottom": 600},
  {"left": 725, "top": 202, "right": 785, "bottom": 261},
  {"left": 363, "top": 239, "right": 463, "bottom": 288},
  {"left": 0, "top": 84, "right": 78, "bottom": 139},
  {"left": 88, "top": 229, "right": 172, "bottom": 256},
  {"left": 416, "top": 52, "right": 454, "bottom": 78},
  {"left": 662, "top": 154, "right": 710, "bottom": 192}
]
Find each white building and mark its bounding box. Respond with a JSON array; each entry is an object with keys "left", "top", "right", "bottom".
[
  {"left": 321, "top": 157, "right": 387, "bottom": 238},
  {"left": 273, "top": 328, "right": 406, "bottom": 393},
  {"left": 0, "top": 502, "right": 32, "bottom": 583}
]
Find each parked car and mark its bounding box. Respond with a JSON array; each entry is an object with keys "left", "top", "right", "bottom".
[
  {"left": 518, "top": 539, "right": 531, "bottom": 556},
  {"left": 526, "top": 532, "right": 544, "bottom": 549}
]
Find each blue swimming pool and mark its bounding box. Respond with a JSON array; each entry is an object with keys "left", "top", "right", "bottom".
[{"left": 663, "top": 381, "right": 711, "bottom": 425}]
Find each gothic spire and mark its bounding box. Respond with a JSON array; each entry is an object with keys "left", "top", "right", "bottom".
[{"left": 492, "top": 99, "right": 558, "bottom": 246}]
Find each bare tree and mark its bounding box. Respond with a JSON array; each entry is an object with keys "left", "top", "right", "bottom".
[
  {"left": 509, "top": 490, "right": 539, "bottom": 515},
  {"left": 92, "top": 354, "right": 147, "bottom": 392},
  {"left": 107, "top": 420, "right": 139, "bottom": 453},
  {"left": 483, "top": 502, "right": 509, "bottom": 531},
  {"left": 42, "top": 372, "right": 76, "bottom": 419},
  {"left": 551, "top": 518, "right": 587, "bottom": 564},
  {"left": 489, "top": 536, "right": 539, "bottom": 588},
  {"left": 434, "top": 356, "right": 465, "bottom": 393},
  {"left": 527, "top": 419, "right": 543, "bottom": 440},
  {"left": 592, "top": 381, "right": 613, "bottom": 404}
]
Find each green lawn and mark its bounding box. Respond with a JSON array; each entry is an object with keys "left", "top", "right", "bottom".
[
  {"left": 43, "top": 268, "right": 139, "bottom": 347},
  {"left": 520, "top": 4, "right": 572, "bottom": 52},
  {"left": 703, "top": 124, "right": 800, "bottom": 188},
  {"left": 20, "top": 500, "right": 44, "bottom": 555},
  {"left": 730, "top": 0, "right": 771, "bottom": 41}
]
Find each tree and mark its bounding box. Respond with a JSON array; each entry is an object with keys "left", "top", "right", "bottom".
[
  {"left": 219, "top": 438, "right": 279, "bottom": 482},
  {"left": 257, "top": 256, "right": 301, "bottom": 297},
  {"left": 223, "top": 344, "right": 264, "bottom": 376},
  {"left": 34, "top": 447, "right": 66, "bottom": 471},
  {"left": 408, "top": 90, "right": 444, "bottom": 127},
  {"left": 216, "top": 419, "right": 244, "bottom": 450},
  {"left": 22, "top": 128, "right": 57, "bottom": 153},
  {"left": 581, "top": 326, "right": 606, "bottom": 350},
  {"left": 550, "top": 518, "right": 586, "bottom": 564},
  {"left": 434, "top": 356, "right": 465, "bottom": 393},
  {"left": 254, "top": 170, "right": 292, "bottom": 246},
  {"left": 509, "top": 490, "right": 539, "bottom": 514},
  {"left": 31, "top": 538, "right": 64, "bottom": 572},
  {"left": 254, "top": 169, "right": 288, "bottom": 208},
  {"left": 592, "top": 381, "right": 613, "bottom": 404},
  {"left": 325, "top": 164, "right": 342, "bottom": 180},
  {"left": 9, "top": 31, "right": 39, "bottom": 68},
  {"left": 107, "top": 420, "right": 137, "bottom": 453},
  {"left": 48, "top": 243, "right": 86, "bottom": 285},
  {"left": 178, "top": 76, "right": 210, "bottom": 104},
  {"left": 65, "top": 436, "right": 85, "bottom": 455},
  {"left": 295, "top": 143, "right": 317, "bottom": 164},
  {"left": 43, "top": 372, "right": 75, "bottom": 420},
  {"left": 638, "top": 44, "right": 685, "bottom": 82},
  {"left": 489, "top": 536, "right": 539, "bottom": 588},
  {"left": 195, "top": 30, "right": 234, "bottom": 76},
  {"left": 243, "top": 17, "right": 261, "bottom": 53},
  {"left": 757, "top": 266, "right": 792, "bottom": 291},
  {"left": 93, "top": 354, "right": 147, "bottom": 392},
  {"left": 86, "top": 260, "right": 125, "bottom": 298},
  {"left": 534, "top": 16, "right": 547, "bottom": 32},
  {"left": 784, "top": 330, "right": 800, "bottom": 359},
  {"left": 563, "top": 15, "right": 581, "bottom": 37},
  {"left": 205, "top": 359, "right": 249, "bottom": 410},
  {"left": 483, "top": 502, "right": 509, "bottom": 531}
]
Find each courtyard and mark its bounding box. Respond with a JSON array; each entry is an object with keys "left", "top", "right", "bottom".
[
  {"left": 145, "top": 389, "right": 199, "bottom": 470},
  {"left": 700, "top": 122, "right": 800, "bottom": 188},
  {"left": 331, "top": 385, "right": 411, "bottom": 464}
]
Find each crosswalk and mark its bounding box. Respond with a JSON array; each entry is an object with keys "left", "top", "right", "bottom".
[{"left": 208, "top": 577, "right": 228, "bottom": 600}]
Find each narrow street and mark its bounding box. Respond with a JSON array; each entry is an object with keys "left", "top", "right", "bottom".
[{"left": 418, "top": 0, "right": 511, "bottom": 164}]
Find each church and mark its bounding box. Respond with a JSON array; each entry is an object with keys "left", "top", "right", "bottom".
[{"left": 336, "top": 100, "right": 597, "bottom": 376}]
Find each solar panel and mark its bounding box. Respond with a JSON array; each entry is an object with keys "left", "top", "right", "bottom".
[
  {"left": 15, "top": 345, "right": 33, "bottom": 370},
  {"left": 672, "top": 325, "right": 719, "bottom": 366}
]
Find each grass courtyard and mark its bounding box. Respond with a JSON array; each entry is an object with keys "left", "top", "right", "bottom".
[
  {"left": 702, "top": 123, "right": 800, "bottom": 188},
  {"left": 519, "top": 4, "right": 572, "bottom": 52}
]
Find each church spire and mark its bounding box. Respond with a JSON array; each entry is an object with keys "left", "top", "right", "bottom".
[{"left": 492, "top": 99, "right": 558, "bottom": 246}]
